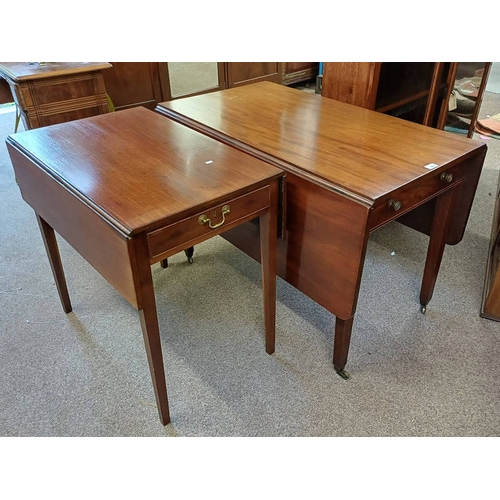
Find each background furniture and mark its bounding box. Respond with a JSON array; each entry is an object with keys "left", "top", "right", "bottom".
[
  {"left": 281, "top": 62, "right": 319, "bottom": 86},
  {"left": 0, "top": 77, "right": 12, "bottom": 103},
  {"left": 7, "top": 106, "right": 282, "bottom": 425},
  {"left": 321, "top": 62, "right": 455, "bottom": 129},
  {"left": 101, "top": 62, "right": 168, "bottom": 111},
  {"left": 1, "top": 62, "right": 319, "bottom": 113},
  {"left": 0, "top": 62, "right": 112, "bottom": 130},
  {"left": 103, "top": 62, "right": 318, "bottom": 111},
  {"left": 156, "top": 82, "right": 487, "bottom": 379},
  {"left": 322, "top": 62, "right": 492, "bottom": 137},
  {"left": 481, "top": 173, "right": 500, "bottom": 321},
  {"left": 226, "top": 62, "right": 281, "bottom": 87},
  {"left": 224, "top": 62, "right": 319, "bottom": 87},
  {"left": 445, "top": 62, "right": 492, "bottom": 138}
]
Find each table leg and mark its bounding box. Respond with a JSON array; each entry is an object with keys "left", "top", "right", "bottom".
[
  {"left": 135, "top": 239, "right": 171, "bottom": 425},
  {"left": 260, "top": 185, "right": 278, "bottom": 355},
  {"left": 333, "top": 316, "right": 354, "bottom": 379},
  {"left": 419, "top": 187, "right": 456, "bottom": 312},
  {"left": 138, "top": 304, "right": 171, "bottom": 426},
  {"left": 36, "top": 214, "right": 72, "bottom": 313}
]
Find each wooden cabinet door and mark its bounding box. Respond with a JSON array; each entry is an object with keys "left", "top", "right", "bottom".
[
  {"left": 226, "top": 62, "right": 282, "bottom": 88},
  {"left": 322, "top": 62, "right": 381, "bottom": 109},
  {"left": 103, "top": 62, "right": 168, "bottom": 110}
]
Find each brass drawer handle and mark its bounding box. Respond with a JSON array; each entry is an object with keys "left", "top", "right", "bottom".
[
  {"left": 440, "top": 172, "right": 454, "bottom": 183},
  {"left": 198, "top": 205, "right": 230, "bottom": 229},
  {"left": 388, "top": 199, "right": 402, "bottom": 211}
]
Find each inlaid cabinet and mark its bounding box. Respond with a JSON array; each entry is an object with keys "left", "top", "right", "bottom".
[{"left": 0, "top": 62, "right": 111, "bottom": 130}]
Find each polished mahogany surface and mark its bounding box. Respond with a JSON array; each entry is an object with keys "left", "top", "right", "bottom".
[
  {"left": 159, "top": 81, "right": 485, "bottom": 203},
  {"left": 8, "top": 106, "right": 282, "bottom": 236}
]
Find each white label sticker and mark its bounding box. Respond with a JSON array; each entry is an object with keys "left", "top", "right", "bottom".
[{"left": 424, "top": 163, "right": 439, "bottom": 170}]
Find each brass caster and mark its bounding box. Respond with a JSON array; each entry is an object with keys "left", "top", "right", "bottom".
[
  {"left": 335, "top": 368, "right": 350, "bottom": 380},
  {"left": 420, "top": 305, "right": 426, "bottom": 314},
  {"left": 184, "top": 247, "right": 194, "bottom": 264}
]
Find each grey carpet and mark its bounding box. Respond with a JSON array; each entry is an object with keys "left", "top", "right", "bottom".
[{"left": 1, "top": 93, "right": 499, "bottom": 437}]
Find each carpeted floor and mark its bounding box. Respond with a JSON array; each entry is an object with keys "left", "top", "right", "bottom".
[{"left": 1, "top": 87, "right": 499, "bottom": 438}]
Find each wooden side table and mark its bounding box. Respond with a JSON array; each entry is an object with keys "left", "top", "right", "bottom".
[
  {"left": 6, "top": 106, "right": 283, "bottom": 425},
  {"left": 0, "top": 62, "right": 112, "bottom": 130},
  {"left": 156, "top": 81, "right": 487, "bottom": 379}
]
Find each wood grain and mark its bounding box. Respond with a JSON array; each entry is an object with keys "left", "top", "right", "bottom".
[
  {"left": 8, "top": 106, "right": 282, "bottom": 235},
  {"left": 158, "top": 82, "right": 485, "bottom": 204},
  {"left": 322, "top": 62, "right": 381, "bottom": 109}
]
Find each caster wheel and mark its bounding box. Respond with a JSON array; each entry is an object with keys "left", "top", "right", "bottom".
[
  {"left": 184, "top": 247, "right": 194, "bottom": 264},
  {"left": 420, "top": 305, "right": 426, "bottom": 314},
  {"left": 335, "top": 369, "right": 350, "bottom": 380}
]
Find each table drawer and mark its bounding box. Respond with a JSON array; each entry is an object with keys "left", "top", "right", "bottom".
[
  {"left": 148, "top": 185, "right": 270, "bottom": 259},
  {"left": 368, "top": 164, "right": 464, "bottom": 231}
]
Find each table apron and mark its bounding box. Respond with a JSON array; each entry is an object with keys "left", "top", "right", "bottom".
[{"left": 147, "top": 185, "right": 271, "bottom": 262}]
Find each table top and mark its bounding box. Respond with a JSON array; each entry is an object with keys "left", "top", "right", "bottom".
[
  {"left": 0, "top": 62, "right": 112, "bottom": 81},
  {"left": 6, "top": 106, "right": 282, "bottom": 235},
  {"left": 158, "top": 82, "right": 487, "bottom": 203}
]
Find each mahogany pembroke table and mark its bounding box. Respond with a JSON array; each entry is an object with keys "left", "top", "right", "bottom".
[
  {"left": 156, "top": 81, "right": 487, "bottom": 379},
  {"left": 6, "top": 106, "right": 283, "bottom": 425}
]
